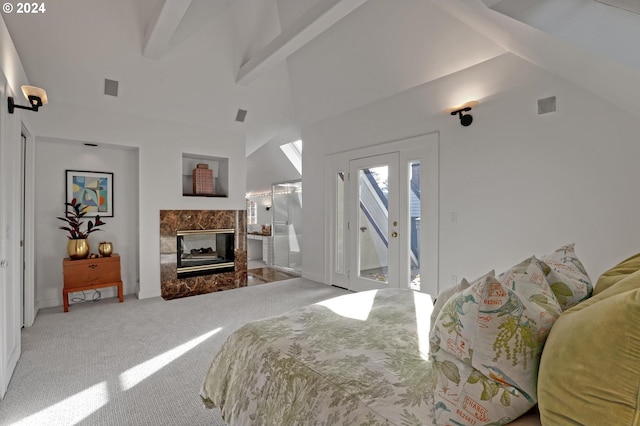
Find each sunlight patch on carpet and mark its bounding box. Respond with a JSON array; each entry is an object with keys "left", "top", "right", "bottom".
[
  {"left": 12, "top": 381, "right": 109, "bottom": 426},
  {"left": 119, "top": 327, "right": 222, "bottom": 391}
]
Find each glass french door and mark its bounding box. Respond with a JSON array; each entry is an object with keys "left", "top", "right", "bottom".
[
  {"left": 328, "top": 133, "right": 439, "bottom": 296},
  {"left": 348, "top": 153, "right": 400, "bottom": 291}
]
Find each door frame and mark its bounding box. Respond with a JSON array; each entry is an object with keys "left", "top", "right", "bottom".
[
  {"left": 21, "top": 123, "right": 35, "bottom": 327},
  {"left": 324, "top": 133, "right": 439, "bottom": 296}
]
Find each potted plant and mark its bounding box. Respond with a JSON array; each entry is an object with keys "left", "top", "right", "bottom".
[{"left": 58, "top": 198, "right": 106, "bottom": 259}]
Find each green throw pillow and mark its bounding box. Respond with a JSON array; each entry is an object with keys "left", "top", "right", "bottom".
[
  {"left": 538, "top": 285, "right": 640, "bottom": 425},
  {"left": 562, "top": 267, "right": 640, "bottom": 314},
  {"left": 594, "top": 252, "right": 640, "bottom": 296}
]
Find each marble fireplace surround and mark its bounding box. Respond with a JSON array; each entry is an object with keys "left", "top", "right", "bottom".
[{"left": 160, "top": 210, "right": 247, "bottom": 300}]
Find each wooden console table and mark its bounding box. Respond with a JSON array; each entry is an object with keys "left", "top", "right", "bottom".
[{"left": 63, "top": 254, "right": 123, "bottom": 312}]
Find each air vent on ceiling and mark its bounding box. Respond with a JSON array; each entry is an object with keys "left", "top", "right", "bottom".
[
  {"left": 104, "top": 79, "right": 119, "bottom": 97},
  {"left": 235, "top": 109, "right": 247, "bottom": 122},
  {"left": 537, "top": 96, "right": 557, "bottom": 115}
]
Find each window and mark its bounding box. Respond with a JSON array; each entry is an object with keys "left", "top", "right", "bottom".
[
  {"left": 247, "top": 200, "right": 257, "bottom": 224},
  {"left": 280, "top": 140, "right": 302, "bottom": 174}
]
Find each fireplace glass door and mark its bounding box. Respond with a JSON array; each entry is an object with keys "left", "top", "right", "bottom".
[{"left": 177, "top": 229, "right": 234, "bottom": 278}]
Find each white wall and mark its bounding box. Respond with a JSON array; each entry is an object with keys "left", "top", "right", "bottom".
[
  {"left": 33, "top": 102, "right": 246, "bottom": 299},
  {"left": 246, "top": 130, "right": 302, "bottom": 194},
  {"left": 34, "top": 138, "right": 139, "bottom": 308},
  {"left": 300, "top": 54, "right": 640, "bottom": 292},
  {"left": 284, "top": 0, "right": 505, "bottom": 129}
]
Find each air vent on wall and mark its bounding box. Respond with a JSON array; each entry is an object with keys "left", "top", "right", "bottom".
[
  {"left": 104, "top": 79, "right": 119, "bottom": 97},
  {"left": 235, "top": 109, "right": 247, "bottom": 122},
  {"left": 538, "top": 96, "right": 557, "bottom": 115}
]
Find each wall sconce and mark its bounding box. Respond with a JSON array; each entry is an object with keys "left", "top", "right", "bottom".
[
  {"left": 447, "top": 100, "right": 478, "bottom": 127},
  {"left": 8, "top": 85, "right": 48, "bottom": 114}
]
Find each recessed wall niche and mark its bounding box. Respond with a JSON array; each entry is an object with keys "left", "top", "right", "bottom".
[{"left": 182, "top": 153, "right": 229, "bottom": 197}]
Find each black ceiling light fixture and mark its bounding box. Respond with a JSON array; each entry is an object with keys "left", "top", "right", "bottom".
[
  {"left": 8, "top": 85, "right": 48, "bottom": 114},
  {"left": 447, "top": 100, "right": 478, "bottom": 127}
]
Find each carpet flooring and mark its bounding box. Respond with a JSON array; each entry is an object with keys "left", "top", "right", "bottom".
[{"left": 0, "top": 278, "right": 350, "bottom": 425}]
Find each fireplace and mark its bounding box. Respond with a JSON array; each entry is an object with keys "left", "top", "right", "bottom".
[
  {"left": 160, "top": 209, "right": 247, "bottom": 300},
  {"left": 177, "top": 229, "right": 235, "bottom": 278}
]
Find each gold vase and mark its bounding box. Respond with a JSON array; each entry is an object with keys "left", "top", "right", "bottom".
[
  {"left": 67, "top": 239, "right": 90, "bottom": 260},
  {"left": 98, "top": 241, "right": 113, "bottom": 257}
]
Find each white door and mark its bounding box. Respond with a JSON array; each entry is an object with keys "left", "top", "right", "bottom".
[
  {"left": 348, "top": 153, "right": 400, "bottom": 291},
  {"left": 0, "top": 81, "right": 22, "bottom": 399},
  {"left": 327, "top": 133, "right": 439, "bottom": 296}
]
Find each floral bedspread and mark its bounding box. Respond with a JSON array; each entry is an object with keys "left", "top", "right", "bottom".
[{"left": 200, "top": 288, "right": 436, "bottom": 425}]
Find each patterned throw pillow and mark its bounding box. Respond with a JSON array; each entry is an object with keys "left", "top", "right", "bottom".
[
  {"left": 539, "top": 243, "right": 592, "bottom": 310},
  {"left": 430, "top": 270, "right": 495, "bottom": 334},
  {"left": 430, "top": 257, "right": 562, "bottom": 425},
  {"left": 430, "top": 278, "right": 470, "bottom": 335}
]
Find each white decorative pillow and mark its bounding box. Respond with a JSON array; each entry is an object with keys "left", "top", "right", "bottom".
[
  {"left": 429, "top": 270, "right": 495, "bottom": 334},
  {"left": 430, "top": 257, "right": 562, "bottom": 425},
  {"left": 539, "top": 243, "right": 592, "bottom": 310}
]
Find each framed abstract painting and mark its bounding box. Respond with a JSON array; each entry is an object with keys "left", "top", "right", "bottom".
[{"left": 66, "top": 170, "right": 114, "bottom": 217}]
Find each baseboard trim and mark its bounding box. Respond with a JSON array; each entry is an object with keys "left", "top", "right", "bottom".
[
  {"left": 302, "top": 271, "right": 325, "bottom": 284},
  {"left": 36, "top": 297, "right": 62, "bottom": 311},
  {"left": 37, "top": 288, "right": 129, "bottom": 311},
  {"left": 138, "top": 288, "right": 161, "bottom": 300}
]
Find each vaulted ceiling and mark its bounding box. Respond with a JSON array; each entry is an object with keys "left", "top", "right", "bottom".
[{"left": 3, "top": 0, "right": 640, "bottom": 155}]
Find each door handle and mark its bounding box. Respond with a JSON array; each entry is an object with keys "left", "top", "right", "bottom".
[
  {"left": 391, "top": 232, "right": 398, "bottom": 238},
  {"left": 360, "top": 227, "right": 367, "bottom": 232}
]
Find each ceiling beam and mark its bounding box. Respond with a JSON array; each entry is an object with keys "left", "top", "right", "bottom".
[
  {"left": 595, "top": 0, "right": 640, "bottom": 14},
  {"left": 431, "top": 0, "right": 640, "bottom": 118},
  {"left": 143, "top": 0, "right": 192, "bottom": 59},
  {"left": 237, "top": 0, "right": 368, "bottom": 85}
]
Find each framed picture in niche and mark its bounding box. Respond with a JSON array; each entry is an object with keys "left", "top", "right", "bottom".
[{"left": 65, "top": 170, "right": 114, "bottom": 217}]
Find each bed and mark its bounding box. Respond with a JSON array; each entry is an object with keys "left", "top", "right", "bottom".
[
  {"left": 200, "top": 287, "right": 543, "bottom": 425},
  {"left": 201, "top": 244, "right": 617, "bottom": 425},
  {"left": 201, "top": 288, "right": 437, "bottom": 425}
]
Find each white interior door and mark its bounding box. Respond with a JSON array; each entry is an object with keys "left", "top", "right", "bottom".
[
  {"left": 0, "top": 80, "right": 22, "bottom": 399},
  {"left": 348, "top": 153, "right": 400, "bottom": 291}
]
